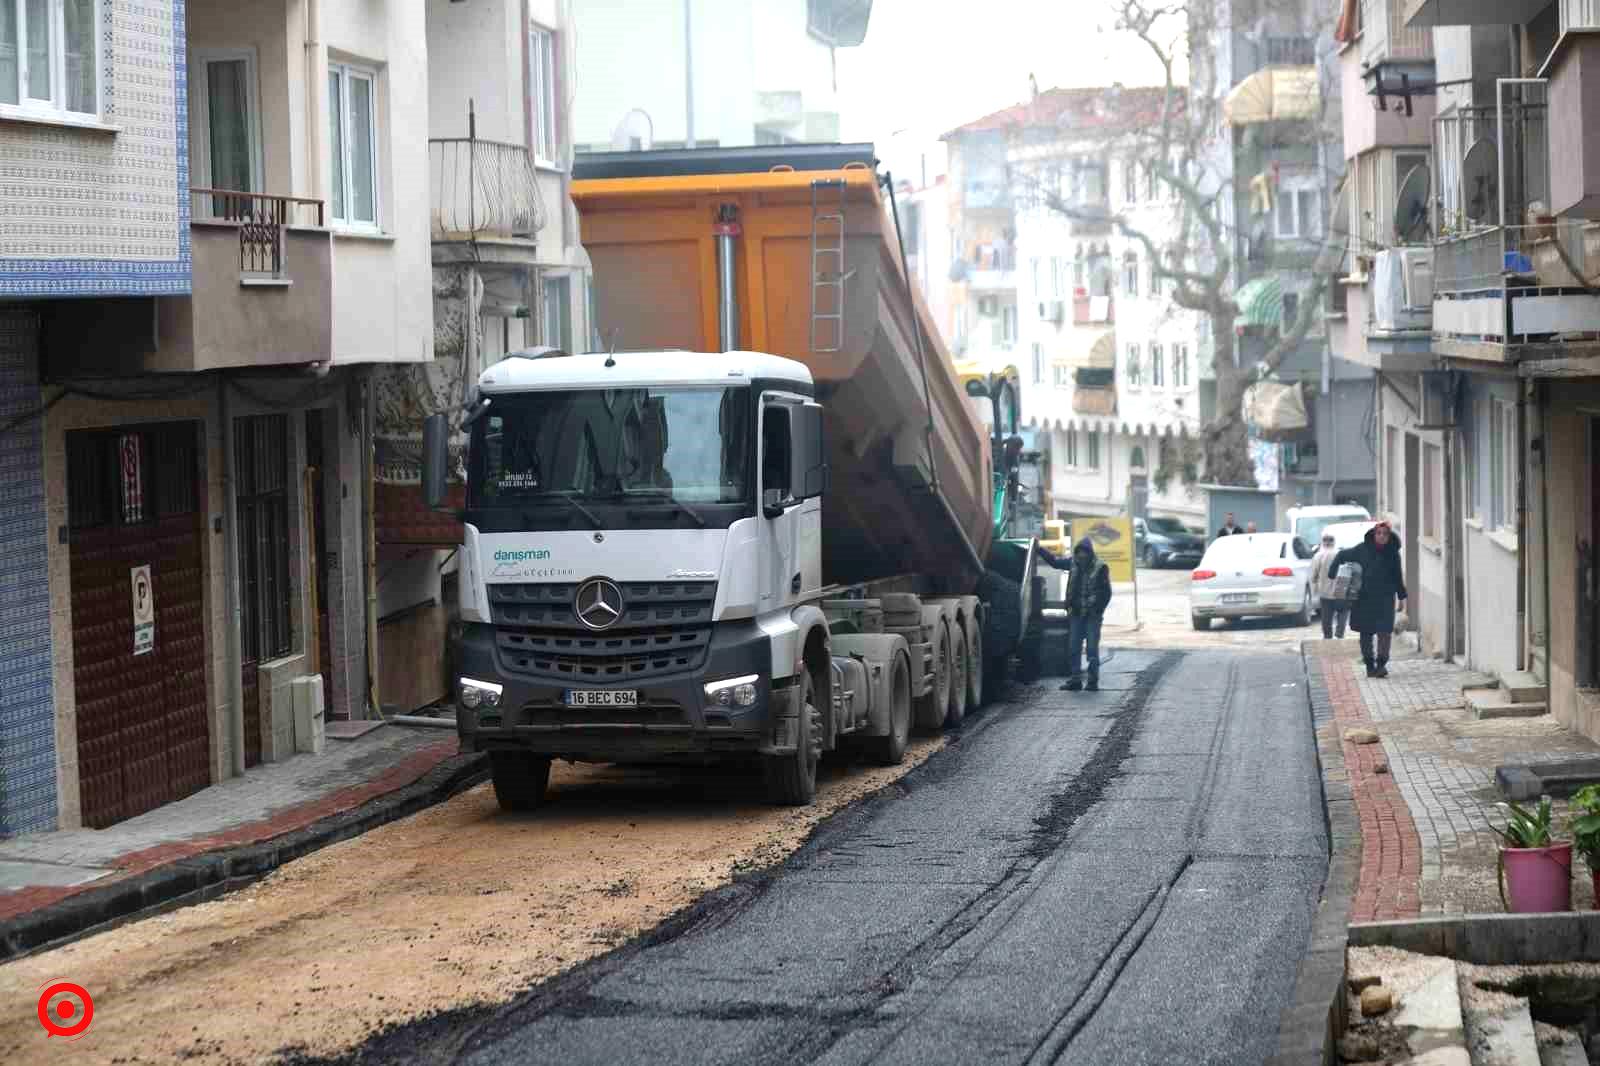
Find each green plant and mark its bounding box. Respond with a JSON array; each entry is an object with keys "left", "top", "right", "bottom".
[
  {"left": 1569, "top": 785, "right": 1600, "bottom": 867},
  {"left": 1493, "top": 796, "right": 1559, "bottom": 849}
]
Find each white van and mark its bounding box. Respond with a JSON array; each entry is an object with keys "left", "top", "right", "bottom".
[{"left": 1284, "top": 504, "right": 1372, "bottom": 547}]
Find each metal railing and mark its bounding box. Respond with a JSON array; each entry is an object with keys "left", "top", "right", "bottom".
[
  {"left": 1433, "top": 221, "right": 1588, "bottom": 295},
  {"left": 1361, "top": 0, "right": 1433, "bottom": 62},
  {"left": 429, "top": 137, "right": 547, "bottom": 240},
  {"left": 1563, "top": 0, "right": 1600, "bottom": 32},
  {"left": 1433, "top": 89, "right": 1548, "bottom": 237},
  {"left": 190, "top": 189, "right": 325, "bottom": 278}
]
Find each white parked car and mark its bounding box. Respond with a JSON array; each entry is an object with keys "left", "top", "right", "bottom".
[
  {"left": 1190, "top": 532, "right": 1316, "bottom": 630},
  {"left": 1320, "top": 519, "right": 1376, "bottom": 552},
  {"left": 1284, "top": 504, "right": 1372, "bottom": 547}
]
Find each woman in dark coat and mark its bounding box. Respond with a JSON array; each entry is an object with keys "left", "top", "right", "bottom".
[{"left": 1329, "top": 519, "right": 1408, "bottom": 678}]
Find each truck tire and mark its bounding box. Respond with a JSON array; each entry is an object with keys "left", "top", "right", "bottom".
[
  {"left": 867, "top": 653, "right": 912, "bottom": 765},
  {"left": 946, "top": 628, "right": 969, "bottom": 727},
  {"left": 966, "top": 621, "right": 985, "bottom": 709},
  {"left": 763, "top": 672, "right": 822, "bottom": 805},
  {"left": 489, "top": 752, "right": 552, "bottom": 813},
  {"left": 914, "top": 621, "right": 951, "bottom": 732}
]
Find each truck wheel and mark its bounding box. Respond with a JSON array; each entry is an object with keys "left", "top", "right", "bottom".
[
  {"left": 1294, "top": 589, "right": 1313, "bottom": 628},
  {"left": 966, "top": 622, "right": 985, "bottom": 709},
  {"left": 868, "top": 653, "right": 912, "bottom": 766},
  {"left": 489, "top": 752, "right": 552, "bottom": 813},
  {"left": 945, "top": 628, "right": 969, "bottom": 727},
  {"left": 914, "top": 622, "right": 951, "bottom": 732},
  {"left": 763, "top": 672, "right": 822, "bottom": 806}
]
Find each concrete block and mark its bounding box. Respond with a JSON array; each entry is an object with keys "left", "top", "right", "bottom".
[
  {"left": 1464, "top": 998, "right": 1540, "bottom": 1066},
  {"left": 293, "top": 674, "right": 325, "bottom": 755},
  {"left": 1468, "top": 690, "right": 1548, "bottom": 720},
  {"left": 1501, "top": 672, "right": 1549, "bottom": 704},
  {"left": 1497, "top": 766, "right": 1544, "bottom": 802}
]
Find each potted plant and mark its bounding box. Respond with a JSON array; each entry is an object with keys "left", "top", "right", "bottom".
[
  {"left": 1570, "top": 785, "right": 1600, "bottom": 910},
  {"left": 1493, "top": 796, "right": 1573, "bottom": 913}
]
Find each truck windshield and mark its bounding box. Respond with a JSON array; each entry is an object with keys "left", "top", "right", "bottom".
[{"left": 468, "top": 387, "right": 752, "bottom": 517}]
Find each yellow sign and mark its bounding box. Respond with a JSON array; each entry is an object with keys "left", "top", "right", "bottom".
[{"left": 1069, "top": 516, "right": 1135, "bottom": 584}]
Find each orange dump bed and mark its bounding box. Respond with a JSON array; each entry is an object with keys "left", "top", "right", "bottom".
[{"left": 571, "top": 165, "right": 993, "bottom": 590}]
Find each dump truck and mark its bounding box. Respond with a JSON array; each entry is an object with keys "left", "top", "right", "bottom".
[{"left": 420, "top": 144, "right": 1046, "bottom": 809}]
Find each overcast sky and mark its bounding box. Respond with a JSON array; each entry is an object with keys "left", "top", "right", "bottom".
[{"left": 836, "top": 0, "right": 1187, "bottom": 161}]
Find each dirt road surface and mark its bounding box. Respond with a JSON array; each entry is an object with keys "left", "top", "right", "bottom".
[{"left": 1, "top": 742, "right": 940, "bottom": 1065}]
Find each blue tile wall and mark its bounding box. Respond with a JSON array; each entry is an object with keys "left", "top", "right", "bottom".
[{"left": 0, "top": 311, "right": 55, "bottom": 836}]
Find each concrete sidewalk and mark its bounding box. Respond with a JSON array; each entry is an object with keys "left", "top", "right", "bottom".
[
  {"left": 0, "top": 723, "right": 484, "bottom": 957},
  {"left": 1304, "top": 640, "right": 1600, "bottom": 922}
]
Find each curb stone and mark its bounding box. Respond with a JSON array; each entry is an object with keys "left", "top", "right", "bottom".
[
  {"left": 0, "top": 752, "right": 489, "bottom": 963},
  {"left": 1349, "top": 912, "right": 1600, "bottom": 965},
  {"left": 1267, "top": 644, "right": 1363, "bottom": 1066}
]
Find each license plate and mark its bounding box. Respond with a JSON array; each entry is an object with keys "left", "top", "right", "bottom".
[
  {"left": 1221, "top": 593, "right": 1256, "bottom": 604},
  {"left": 564, "top": 689, "right": 638, "bottom": 708}
]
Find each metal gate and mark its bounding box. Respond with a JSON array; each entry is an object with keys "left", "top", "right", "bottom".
[
  {"left": 68, "top": 423, "right": 210, "bottom": 829},
  {"left": 236, "top": 414, "right": 292, "bottom": 767}
]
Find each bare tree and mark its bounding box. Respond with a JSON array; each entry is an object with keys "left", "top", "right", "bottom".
[{"left": 1005, "top": 0, "right": 1341, "bottom": 487}]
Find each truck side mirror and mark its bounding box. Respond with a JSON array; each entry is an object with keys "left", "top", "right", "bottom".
[
  {"left": 795, "top": 401, "right": 828, "bottom": 501},
  {"left": 422, "top": 412, "right": 449, "bottom": 511}
]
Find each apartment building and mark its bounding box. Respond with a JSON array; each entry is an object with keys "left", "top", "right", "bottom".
[
  {"left": 370, "top": 0, "right": 593, "bottom": 715},
  {"left": 0, "top": 0, "right": 432, "bottom": 833},
  {"left": 569, "top": 0, "right": 872, "bottom": 152}
]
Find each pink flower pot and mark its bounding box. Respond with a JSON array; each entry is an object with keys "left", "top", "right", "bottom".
[{"left": 1500, "top": 844, "right": 1573, "bottom": 913}]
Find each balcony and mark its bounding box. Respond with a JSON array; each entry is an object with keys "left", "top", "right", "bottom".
[
  {"left": 429, "top": 137, "right": 547, "bottom": 243},
  {"left": 1361, "top": 0, "right": 1434, "bottom": 64},
  {"left": 1432, "top": 222, "right": 1600, "bottom": 357},
  {"left": 1073, "top": 291, "right": 1114, "bottom": 325},
  {"left": 963, "top": 242, "right": 1016, "bottom": 291},
  {"left": 1403, "top": 0, "right": 1547, "bottom": 27}
]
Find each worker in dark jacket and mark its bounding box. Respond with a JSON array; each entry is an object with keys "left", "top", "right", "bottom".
[
  {"left": 1061, "top": 537, "right": 1113, "bottom": 692},
  {"left": 1330, "top": 518, "right": 1408, "bottom": 678}
]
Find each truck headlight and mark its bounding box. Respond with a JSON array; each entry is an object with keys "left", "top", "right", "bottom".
[
  {"left": 704, "top": 674, "right": 760, "bottom": 708},
  {"left": 459, "top": 677, "right": 503, "bottom": 710}
]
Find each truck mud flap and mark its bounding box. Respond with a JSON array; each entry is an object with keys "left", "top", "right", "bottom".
[{"left": 758, "top": 684, "right": 801, "bottom": 756}]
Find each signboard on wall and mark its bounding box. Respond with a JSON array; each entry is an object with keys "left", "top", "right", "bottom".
[
  {"left": 131, "top": 564, "right": 155, "bottom": 655},
  {"left": 1070, "top": 516, "right": 1135, "bottom": 584}
]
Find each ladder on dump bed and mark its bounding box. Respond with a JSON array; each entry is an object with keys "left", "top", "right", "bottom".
[{"left": 809, "top": 178, "right": 853, "bottom": 354}]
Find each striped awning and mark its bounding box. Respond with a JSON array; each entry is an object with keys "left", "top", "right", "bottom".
[
  {"left": 1048, "top": 329, "right": 1116, "bottom": 369},
  {"left": 1223, "top": 66, "right": 1320, "bottom": 126},
  {"left": 1234, "top": 276, "right": 1284, "bottom": 329}
]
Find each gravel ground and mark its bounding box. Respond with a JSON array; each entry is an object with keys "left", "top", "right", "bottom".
[{"left": 0, "top": 742, "right": 941, "bottom": 1065}]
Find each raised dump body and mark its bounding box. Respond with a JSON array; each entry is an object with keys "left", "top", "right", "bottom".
[{"left": 570, "top": 147, "right": 993, "bottom": 591}]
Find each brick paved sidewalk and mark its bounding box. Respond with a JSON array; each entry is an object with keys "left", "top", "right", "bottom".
[
  {"left": 1306, "top": 640, "right": 1600, "bottom": 921},
  {"left": 0, "top": 725, "right": 460, "bottom": 924}
]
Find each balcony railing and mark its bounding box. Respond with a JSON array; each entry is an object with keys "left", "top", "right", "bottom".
[
  {"left": 1562, "top": 0, "right": 1600, "bottom": 31},
  {"left": 1433, "top": 90, "right": 1547, "bottom": 236},
  {"left": 191, "top": 189, "right": 325, "bottom": 279},
  {"left": 1435, "top": 221, "right": 1589, "bottom": 295},
  {"left": 429, "top": 138, "right": 547, "bottom": 241},
  {"left": 1361, "top": 0, "right": 1434, "bottom": 62}
]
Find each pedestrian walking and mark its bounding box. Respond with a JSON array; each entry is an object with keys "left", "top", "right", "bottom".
[
  {"left": 1330, "top": 518, "right": 1407, "bottom": 678},
  {"left": 1310, "top": 532, "right": 1349, "bottom": 639},
  {"left": 1215, "top": 512, "right": 1242, "bottom": 539},
  {"left": 1060, "top": 537, "right": 1113, "bottom": 692},
  {"left": 1245, "top": 520, "right": 1259, "bottom": 533}
]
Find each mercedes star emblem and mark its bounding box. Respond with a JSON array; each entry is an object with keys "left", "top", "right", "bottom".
[{"left": 575, "top": 578, "right": 624, "bottom": 631}]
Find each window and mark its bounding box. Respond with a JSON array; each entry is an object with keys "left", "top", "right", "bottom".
[
  {"left": 1123, "top": 253, "right": 1139, "bottom": 298},
  {"left": 1174, "top": 343, "right": 1190, "bottom": 387},
  {"left": 1032, "top": 342, "right": 1044, "bottom": 385},
  {"left": 1275, "top": 184, "right": 1321, "bottom": 240},
  {"left": 762, "top": 403, "right": 793, "bottom": 501},
  {"left": 543, "top": 275, "right": 573, "bottom": 352},
  {"left": 1489, "top": 398, "right": 1516, "bottom": 531},
  {"left": 1127, "top": 343, "right": 1142, "bottom": 387},
  {"left": 1086, "top": 430, "right": 1101, "bottom": 469},
  {"left": 1148, "top": 258, "right": 1163, "bottom": 300},
  {"left": 1150, "top": 343, "right": 1165, "bottom": 387},
  {"left": 1051, "top": 257, "right": 1066, "bottom": 298},
  {"left": 236, "top": 415, "right": 293, "bottom": 663},
  {"left": 1065, "top": 429, "right": 1079, "bottom": 466},
  {"left": 329, "top": 62, "right": 379, "bottom": 228},
  {"left": 1123, "top": 160, "right": 1138, "bottom": 204},
  {"left": 1000, "top": 304, "right": 1018, "bottom": 346},
  {"left": 1422, "top": 443, "right": 1440, "bottom": 541},
  {"left": 1143, "top": 161, "right": 1158, "bottom": 202},
  {"left": 1080, "top": 160, "right": 1107, "bottom": 205},
  {"left": 1054, "top": 364, "right": 1071, "bottom": 389},
  {"left": 0, "top": 0, "right": 98, "bottom": 116},
  {"left": 1072, "top": 247, "right": 1085, "bottom": 290},
  {"left": 1282, "top": 291, "right": 1301, "bottom": 328},
  {"left": 1031, "top": 258, "right": 1043, "bottom": 298},
  {"left": 1465, "top": 402, "right": 1480, "bottom": 520},
  {"left": 193, "top": 51, "right": 262, "bottom": 209},
  {"left": 529, "top": 24, "right": 559, "bottom": 164}
]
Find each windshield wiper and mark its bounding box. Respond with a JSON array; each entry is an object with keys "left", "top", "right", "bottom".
[
  {"left": 611, "top": 489, "right": 709, "bottom": 528},
  {"left": 523, "top": 491, "right": 603, "bottom": 530}
]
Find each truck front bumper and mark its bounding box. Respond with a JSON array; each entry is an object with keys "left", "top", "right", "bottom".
[{"left": 451, "top": 621, "right": 783, "bottom": 762}]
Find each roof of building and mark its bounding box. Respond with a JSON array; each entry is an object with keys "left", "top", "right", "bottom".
[
  {"left": 476, "top": 349, "right": 814, "bottom": 393},
  {"left": 943, "top": 85, "right": 1185, "bottom": 140}
]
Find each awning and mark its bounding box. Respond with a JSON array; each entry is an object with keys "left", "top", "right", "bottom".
[
  {"left": 1223, "top": 66, "right": 1320, "bottom": 126},
  {"left": 1313, "top": 174, "right": 1353, "bottom": 276},
  {"left": 1234, "top": 276, "right": 1283, "bottom": 329},
  {"left": 1244, "top": 380, "right": 1311, "bottom": 440},
  {"left": 1049, "top": 329, "right": 1116, "bottom": 369}
]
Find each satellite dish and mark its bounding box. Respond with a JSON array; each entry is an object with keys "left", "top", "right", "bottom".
[
  {"left": 1394, "top": 164, "right": 1430, "bottom": 244},
  {"left": 610, "top": 109, "right": 654, "bottom": 152},
  {"left": 1461, "top": 138, "right": 1498, "bottom": 224}
]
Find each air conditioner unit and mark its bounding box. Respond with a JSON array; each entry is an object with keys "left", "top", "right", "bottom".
[{"left": 1370, "top": 248, "right": 1432, "bottom": 333}]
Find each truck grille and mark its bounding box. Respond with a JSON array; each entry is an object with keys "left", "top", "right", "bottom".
[{"left": 488, "top": 581, "right": 717, "bottom": 682}]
